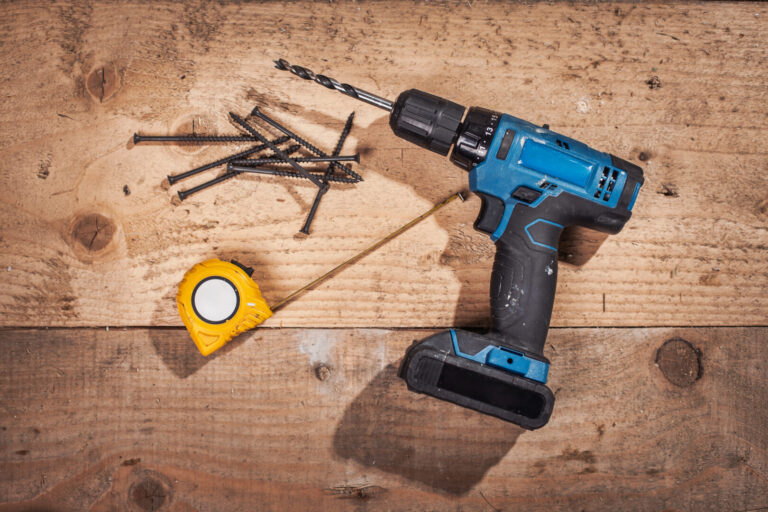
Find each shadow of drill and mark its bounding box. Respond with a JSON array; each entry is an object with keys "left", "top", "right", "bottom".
[{"left": 333, "top": 363, "right": 523, "bottom": 496}]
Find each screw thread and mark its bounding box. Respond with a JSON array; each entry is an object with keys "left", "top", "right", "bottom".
[
  {"left": 175, "top": 145, "right": 301, "bottom": 200},
  {"left": 250, "top": 107, "right": 363, "bottom": 182},
  {"left": 231, "top": 154, "right": 357, "bottom": 166},
  {"left": 301, "top": 111, "right": 357, "bottom": 235},
  {"left": 166, "top": 135, "right": 291, "bottom": 185},
  {"left": 229, "top": 112, "right": 324, "bottom": 188},
  {"left": 228, "top": 165, "right": 357, "bottom": 183},
  {"left": 332, "top": 112, "right": 355, "bottom": 156},
  {"left": 134, "top": 134, "right": 259, "bottom": 144}
]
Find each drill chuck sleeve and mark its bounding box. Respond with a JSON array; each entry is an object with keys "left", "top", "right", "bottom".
[{"left": 389, "top": 89, "right": 466, "bottom": 156}]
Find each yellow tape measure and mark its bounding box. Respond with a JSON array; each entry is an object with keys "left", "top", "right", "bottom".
[
  {"left": 177, "top": 259, "right": 273, "bottom": 355},
  {"left": 177, "top": 192, "right": 463, "bottom": 356}
]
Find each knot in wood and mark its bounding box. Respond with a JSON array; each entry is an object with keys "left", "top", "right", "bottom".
[
  {"left": 86, "top": 63, "right": 119, "bottom": 103},
  {"left": 655, "top": 337, "right": 702, "bottom": 387},
  {"left": 314, "top": 363, "right": 331, "bottom": 381},
  {"left": 130, "top": 477, "right": 168, "bottom": 511},
  {"left": 71, "top": 213, "right": 116, "bottom": 253}
]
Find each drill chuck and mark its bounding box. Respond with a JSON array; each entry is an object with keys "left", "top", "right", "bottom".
[{"left": 389, "top": 90, "right": 465, "bottom": 156}]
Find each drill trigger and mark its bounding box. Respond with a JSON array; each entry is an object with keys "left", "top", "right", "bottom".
[{"left": 473, "top": 192, "right": 505, "bottom": 235}]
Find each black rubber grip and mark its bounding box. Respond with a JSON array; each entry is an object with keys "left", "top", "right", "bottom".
[{"left": 490, "top": 211, "right": 561, "bottom": 358}]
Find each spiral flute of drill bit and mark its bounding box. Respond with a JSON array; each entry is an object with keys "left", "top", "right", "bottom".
[{"left": 274, "top": 59, "right": 393, "bottom": 111}]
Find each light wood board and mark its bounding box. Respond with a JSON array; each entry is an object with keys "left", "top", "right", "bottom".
[
  {"left": 0, "top": 1, "right": 766, "bottom": 327},
  {"left": 0, "top": 327, "right": 765, "bottom": 511}
]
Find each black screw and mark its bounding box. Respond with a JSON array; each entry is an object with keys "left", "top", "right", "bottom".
[
  {"left": 166, "top": 135, "right": 291, "bottom": 185},
  {"left": 230, "top": 154, "right": 359, "bottom": 166},
  {"left": 134, "top": 133, "right": 259, "bottom": 144},
  {"left": 176, "top": 145, "right": 301, "bottom": 201},
  {"left": 300, "top": 186, "right": 329, "bottom": 235},
  {"left": 300, "top": 111, "right": 356, "bottom": 235},
  {"left": 229, "top": 112, "right": 325, "bottom": 188},
  {"left": 227, "top": 165, "right": 357, "bottom": 184},
  {"left": 250, "top": 107, "right": 363, "bottom": 182},
  {"left": 177, "top": 172, "right": 236, "bottom": 201}
]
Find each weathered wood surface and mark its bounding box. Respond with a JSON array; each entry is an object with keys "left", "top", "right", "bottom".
[
  {"left": 0, "top": 1, "right": 766, "bottom": 327},
  {"left": 0, "top": 327, "right": 765, "bottom": 511}
]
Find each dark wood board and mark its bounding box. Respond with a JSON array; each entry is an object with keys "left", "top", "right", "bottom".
[{"left": 0, "top": 327, "right": 765, "bottom": 511}]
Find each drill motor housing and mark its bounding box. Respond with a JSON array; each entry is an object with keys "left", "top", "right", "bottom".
[{"left": 394, "top": 90, "right": 644, "bottom": 429}]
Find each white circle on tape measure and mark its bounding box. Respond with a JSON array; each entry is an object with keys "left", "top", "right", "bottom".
[{"left": 193, "top": 277, "right": 238, "bottom": 323}]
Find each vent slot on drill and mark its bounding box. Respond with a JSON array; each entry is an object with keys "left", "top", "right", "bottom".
[
  {"left": 555, "top": 139, "right": 570, "bottom": 150},
  {"left": 594, "top": 166, "right": 619, "bottom": 201},
  {"left": 538, "top": 181, "right": 558, "bottom": 191}
]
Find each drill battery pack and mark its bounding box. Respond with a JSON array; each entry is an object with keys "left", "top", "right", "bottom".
[{"left": 399, "top": 329, "right": 555, "bottom": 430}]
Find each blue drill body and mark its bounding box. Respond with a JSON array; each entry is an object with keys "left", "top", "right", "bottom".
[{"left": 470, "top": 114, "right": 641, "bottom": 242}]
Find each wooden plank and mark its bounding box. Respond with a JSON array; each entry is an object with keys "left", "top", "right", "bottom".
[
  {"left": 0, "top": 1, "right": 767, "bottom": 327},
  {"left": 0, "top": 327, "right": 765, "bottom": 511}
]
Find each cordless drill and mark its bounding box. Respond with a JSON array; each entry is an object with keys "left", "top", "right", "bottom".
[{"left": 276, "top": 59, "right": 644, "bottom": 429}]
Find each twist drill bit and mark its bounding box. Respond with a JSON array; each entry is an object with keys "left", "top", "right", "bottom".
[{"left": 274, "top": 59, "right": 393, "bottom": 112}]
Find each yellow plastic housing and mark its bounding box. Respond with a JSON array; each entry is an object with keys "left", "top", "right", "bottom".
[{"left": 177, "top": 258, "right": 273, "bottom": 356}]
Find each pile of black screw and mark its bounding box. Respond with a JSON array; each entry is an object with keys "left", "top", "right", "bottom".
[{"left": 133, "top": 108, "right": 360, "bottom": 234}]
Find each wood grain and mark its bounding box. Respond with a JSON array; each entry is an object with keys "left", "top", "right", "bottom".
[
  {"left": 0, "top": 1, "right": 765, "bottom": 328},
  {"left": 0, "top": 326, "right": 765, "bottom": 511}
]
